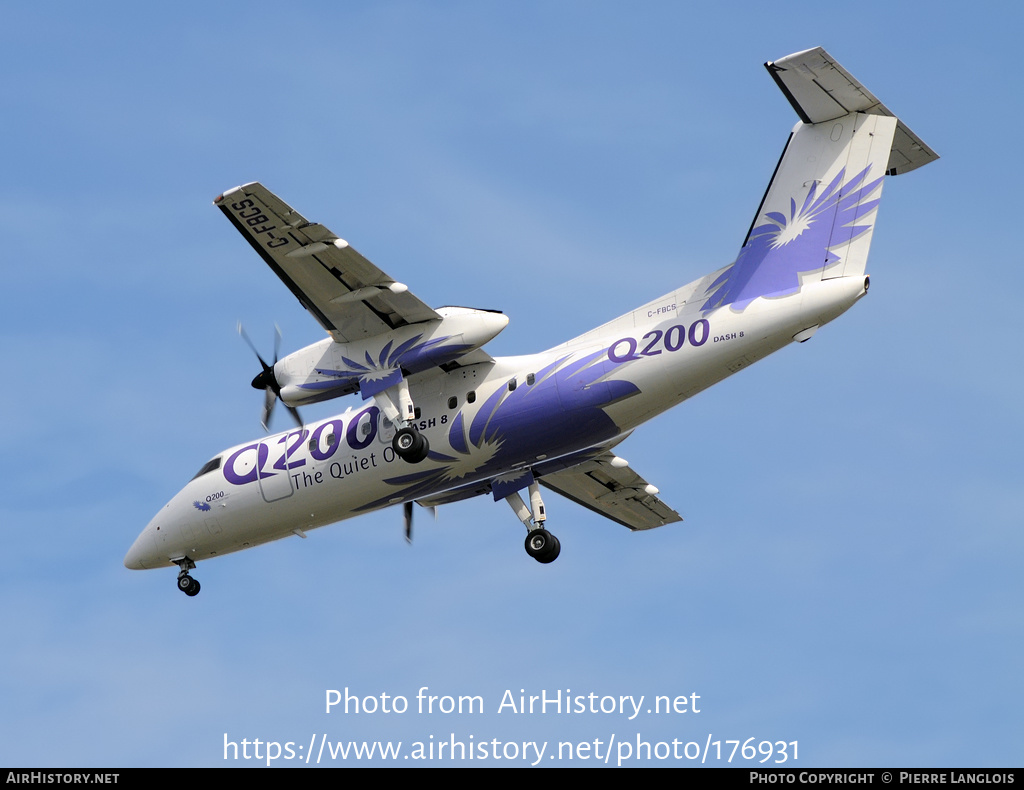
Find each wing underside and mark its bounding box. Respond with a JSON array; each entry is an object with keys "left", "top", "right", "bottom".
[
  {"left": 413, "top": 451, "right": 680, "bottom": 531},
  {"left": 539, "top": 453, "right": 681, "bottom": 531},
  {"left": 215, "top": 182, "right": 440, "bottom": 342}
]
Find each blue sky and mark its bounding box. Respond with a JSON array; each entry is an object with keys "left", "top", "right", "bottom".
[{"left": 2, "top": 1, "right": 1021, "bottom": 768}]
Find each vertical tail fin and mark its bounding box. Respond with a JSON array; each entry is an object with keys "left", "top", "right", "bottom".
[{"left": 703, "top": 47, "right": 937, "bottom": 314}]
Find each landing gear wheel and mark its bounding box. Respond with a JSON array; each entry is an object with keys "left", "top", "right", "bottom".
[
  {"left": 524, "top": 529, "right": 560, "bottom": 564},
  {"left": 177, "top": 574, "right": 201, "bottom": 596},
  {"left": 543, "top": 534, "right": 561, "bottom": 563},
  {"left": 393, "top": 427, "right": 429, "bottom": 463}
]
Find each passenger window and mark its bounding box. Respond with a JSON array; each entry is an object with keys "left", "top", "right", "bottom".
[
  {"left": 310, "top": 433, "right": 337, "bottom": 453},
  {"left": 527, "top": 373, "right": 536, "bottom": 385},
  {"left": 467, "top": 391, "right": 476, "bottom": 404},
  {"left": 508, "top": 378, "right": 517, "bottom": 392},
  {"left": 448, "top": 396, "right": 458, "bottom": 409}
]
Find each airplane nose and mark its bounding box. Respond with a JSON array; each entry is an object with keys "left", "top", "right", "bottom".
[{"left": 124, "top": 526, "right": 158, "bottom": 570}]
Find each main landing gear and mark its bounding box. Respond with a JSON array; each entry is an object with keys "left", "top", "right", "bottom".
[
  {"left": 524, "top": 528, "right": 561, "bottom": 564},
  {"left": 505, "top": 481, "right": 561, "bottom": 564},
  {"left": 379, "top": 377, "right": 429, "bottom": 464},
  {"left": 175, "top": 557, "right": 201, "bottom": 597},
  {"left": 393, "top": 426, "right": 429, "bottom": 463}
]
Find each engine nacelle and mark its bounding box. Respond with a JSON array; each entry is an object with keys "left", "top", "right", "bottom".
[{"left": 276, "top": 307, "right": 508, "bottom": 406}]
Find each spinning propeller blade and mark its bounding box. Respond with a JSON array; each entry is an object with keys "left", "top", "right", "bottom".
[
  {"left": 402, "top": 502, "right": 436, "bottom": 543},
  {"left": 238, "top": 322, "right": 302, "bottom": 430}
]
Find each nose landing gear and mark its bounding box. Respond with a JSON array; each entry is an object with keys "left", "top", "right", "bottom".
[{"left": 174, "top": 558, "right": 201, "bottom": 597}]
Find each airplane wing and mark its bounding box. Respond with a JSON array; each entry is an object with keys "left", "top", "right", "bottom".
[
  {"left": 539, "top": 453, "right": 682, "bottom": 531},
  {"left": 413, "top": 451, "right": 680, "bottom": 531},
  {"left": 215, "top": 183, "right": 441, "bottom": 342}
]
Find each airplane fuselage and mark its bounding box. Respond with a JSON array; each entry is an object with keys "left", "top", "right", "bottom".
[
  {"left": 124, "top": 272, "right": 867, "bottom": 570},
  {"left": 126, "top": 47, "right": 936, "bottom": 591}
]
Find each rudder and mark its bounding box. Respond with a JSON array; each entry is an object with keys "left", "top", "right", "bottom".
[{"left": 703, "top": 47, "right": 936, "bottom": 314}]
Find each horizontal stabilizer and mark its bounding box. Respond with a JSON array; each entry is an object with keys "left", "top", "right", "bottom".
[{"left": 767, "top": 47, "right": 938, "bottom": 174}]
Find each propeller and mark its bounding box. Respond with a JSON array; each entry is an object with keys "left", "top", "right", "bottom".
[
  {"left": 403, "top": 501, "right": 436, "bottom": 543},
  {"left": 238, "top": 322, "right": 302, "bottom": 430}
]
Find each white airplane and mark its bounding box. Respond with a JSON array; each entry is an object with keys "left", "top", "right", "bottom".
[{"left": 125, "top": 47, "right": 937, "bottom": 596}]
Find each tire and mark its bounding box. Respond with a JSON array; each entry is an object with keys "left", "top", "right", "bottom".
[
  {"left": 539, "top": 534, "right": 561, "bottom": 564},
  {"left": 525, "top": 529, "right": 553, "bottom": 559},
  {"left": 394, "top": 428, "right": 418, "bottom": 453},
  {"left": 393, "top": 428, "right": 429, "bottom": 463}
]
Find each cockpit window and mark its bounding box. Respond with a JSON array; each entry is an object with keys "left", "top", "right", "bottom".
[{"left": 191, "top": 456, "right": 222, "bottom": 481}]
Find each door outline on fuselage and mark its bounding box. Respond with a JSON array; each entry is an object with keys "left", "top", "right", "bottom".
[{"left": 257, "top": 431, "right": 300, "bottom": 503}]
